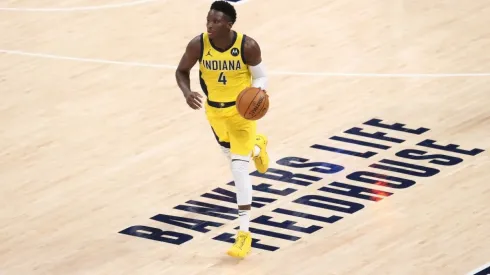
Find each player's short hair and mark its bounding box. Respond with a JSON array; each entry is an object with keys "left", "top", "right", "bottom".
[{"left": 210, "top": 1, "right": 237, "bottom": 24}]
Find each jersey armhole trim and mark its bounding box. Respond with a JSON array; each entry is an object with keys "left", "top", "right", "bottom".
[
  {"left": 199, "top": 33, "right": 204, "bottom": 62},
  {"left": 241, "top": 34, "right": 247, "bottom": 64}
]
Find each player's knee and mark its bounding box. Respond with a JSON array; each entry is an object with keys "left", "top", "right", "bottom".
[
  {"left": 231, "top": 155, "right": 250, "bottom": 178},
  {"left": 230, "top": 144, "right": 253, "bottom": 157},
  {"left": 231, "top": 154, "right": 249, "bottom": 163}
]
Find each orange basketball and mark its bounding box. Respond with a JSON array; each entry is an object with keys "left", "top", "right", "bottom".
[{"left": 236, "top": 87, "right": 269, "bottom": 120}]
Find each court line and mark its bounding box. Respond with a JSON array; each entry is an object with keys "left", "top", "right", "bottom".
[
  {"left": 0, "top": 0, "right": 159, "bottom": 12},
  {"left": 1, "top": 49, "right": 490, "bottom": 77},
  {"left": 0, "top": 49, "right": 175, "bottom": 68}
]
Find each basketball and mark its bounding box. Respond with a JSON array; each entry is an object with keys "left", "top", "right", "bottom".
[{"left": 236, "top": 87, "right": 269, "bottom": 120}]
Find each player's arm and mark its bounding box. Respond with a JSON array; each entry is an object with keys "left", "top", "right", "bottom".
[
  {"left": 243, "top": 36, "right": 268, "bottom": 90},
  {"left": 175, "top": 35, "right": 203, "bottom": 110}
]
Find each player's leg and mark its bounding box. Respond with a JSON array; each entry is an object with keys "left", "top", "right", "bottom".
[
  {"left": 206, "top": 113, "right": 231, "bottom": 160},
  {"left": 210, "top": 124, "right": 231, "bottom": 161},
  {"left": 224, "top": 113, "right": 257, "bottom": 259}
]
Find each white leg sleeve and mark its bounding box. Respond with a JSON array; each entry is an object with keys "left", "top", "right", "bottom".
[{"left": 230, "top": 154, "right": 253, "bottom": 206}]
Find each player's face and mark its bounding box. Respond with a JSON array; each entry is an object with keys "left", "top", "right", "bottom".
[{"left": 206, "top": 10, "right": 232, "bottom": 39}]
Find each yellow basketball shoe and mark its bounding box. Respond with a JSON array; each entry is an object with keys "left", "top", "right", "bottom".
[
  {"left": 227, "top": 230, "right": 252, "bottom": 259},
  {"left": 253, "top": 134, "right": 269, "bottom": 174}
]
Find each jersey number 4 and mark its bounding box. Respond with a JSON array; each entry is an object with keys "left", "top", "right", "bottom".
[{"left": 218, "top": 72, "right": 227, "bottom": 85}]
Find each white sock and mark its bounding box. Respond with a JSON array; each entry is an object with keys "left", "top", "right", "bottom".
[
  {"left": 239, "top": 210, "right": 250, "bottom": 232},
  {"left": 253, "top": 145, "right": 261, "bottom": 157}
]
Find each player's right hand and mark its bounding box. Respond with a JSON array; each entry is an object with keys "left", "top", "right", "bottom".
[{"left": 185, "top": 91, "right": 203, "bottom": 110}]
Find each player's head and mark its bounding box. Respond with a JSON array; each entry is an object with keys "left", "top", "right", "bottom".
[{"left": 207, "top": 1, "right": 237, "bottom": 39}]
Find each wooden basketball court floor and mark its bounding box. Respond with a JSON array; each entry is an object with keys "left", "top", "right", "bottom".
[{"left": 1, "top": 0, "right": 489, "bottom": 274}]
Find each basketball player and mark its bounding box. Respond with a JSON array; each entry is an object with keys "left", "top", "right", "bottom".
[{"left": 175, "top": 0, "right": 269, "bottom": 259}]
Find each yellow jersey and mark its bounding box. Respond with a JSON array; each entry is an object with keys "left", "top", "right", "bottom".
[{"left": 199, "top": 31, "right": 252, "bottom": 104}]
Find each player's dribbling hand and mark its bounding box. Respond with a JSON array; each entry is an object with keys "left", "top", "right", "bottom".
[{"left": 185, "top": 91, "right": 203, "bottom": 110}]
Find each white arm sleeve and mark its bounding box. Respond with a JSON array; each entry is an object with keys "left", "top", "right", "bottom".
[{"left": 249, "top": 62, "right": 268, "bottom": 90}]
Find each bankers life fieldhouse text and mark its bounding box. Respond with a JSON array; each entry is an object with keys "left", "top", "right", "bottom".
[{"left": 119, "top": 118, "right": 485, "bottom": 252}]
